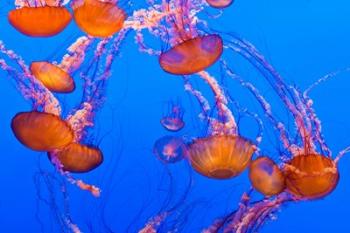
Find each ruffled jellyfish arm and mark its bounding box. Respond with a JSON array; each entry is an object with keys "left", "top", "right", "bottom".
[
  {"left": 59, "top": 36, "right": 94, "bottom": 73},
  {"left": 183, "top": 77, "right": 211, "bottom": 121},
  {"left": 50, "top": 152, "right": 101, "bottom": 197},
  {"left": 204, "top": 192, "right": 293, "bottom": 233},
  {"left": 197, "top": 71, "right": 237, "bottom": 134},
  {"left": 0, "top": 42, "right": 61, "bottom": 115}
]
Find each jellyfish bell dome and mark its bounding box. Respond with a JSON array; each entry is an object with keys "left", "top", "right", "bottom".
[
  {"left": 283, "top": 154, "right": 339, "bottom": 200},
  {"left": 11, "top": 111, "right": 74, "bottom": 151},
  {"left": 48, "top": 143, "right": 103, "bottom": 173},
  {"left": 206, "top": 0, "right": 234, "bottom": 9},
  {"left": 72, "top": 0, "right": 126, "bottom": 38},
  {"left": 153, "top": 135, "right": 188, "bottom": 163},
  {"left": 159, "top": 34, "right": 223, "bottom": 75},
  {"left": 30, "top": 61, "right": 75, "bottom": 93},
  {"left": 8, "top": 6, "right": 72, "bottom": 37},
  {"left": 187, "top": 135, "right": 255, "bottom": 179},
  {"left": 249, "top": 156, "right": 286, "bottom": 196}
]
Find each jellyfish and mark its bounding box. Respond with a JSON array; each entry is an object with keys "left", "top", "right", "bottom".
[
  {"left": 30, "top": 61, "right": 75, "bottom": 93},
  {"left": 48, "top": 143, "right": 103, "bottom": 173},
  {"left": 284, "top": 154, "right": 339, "bottom": 199},
  {"left": 72, "top": 0, "right": 126, "bottom": 38},
  {"left": 153, "top": 135, "right": 188, "bottom": 163},
  {"left": 188, "top": 135, "right": 255, "bottom": 179},
  {"left": 159, "top": 35, "right": 223, "bottom": 75},
  {"left": 0, "top": 34, "right": 131, "bottom": 199},
  {"left": 201, "top": 34, "right": 350, "bottom": 232},
  {"left": 11, "top": 111, "right": 74, "bottom": 151},
  {"left": 206, "top": 0, "right": 234, "bottom": 9},
  {"left": 160, "top": 100, "right": 185, "bottom": 132},
  {"left": 249, "top": 156, "right": 286, "bottom": 196},
  {"left": 8, "top": 0, "right": 72, "bottom": 37},
  {"left": 124, "top": 0, "right": 224, "bottom": 74}
]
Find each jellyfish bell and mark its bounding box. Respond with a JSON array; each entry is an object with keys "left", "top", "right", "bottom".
[
  {"left": 249, "top": 156, "right": 286, "bottom": 196},
  {"left": 30, "top": 61, "right": 75, "bottom": 93},
  {"left": 11, "top": 111, "right": 74, "bottom": 151},
  {"left": 72, "top": 0, "right": 127, "bottom": 38},
  {"left": 283, "top": 154, "right": 339, "bottom": 200},
  {"left": 187, "top": 135, "right": 255, "bottom": 179},
  {"left": 160, "top": 102, "right": 185, "bottom": 132},
  {"left": 159, "top": 34, "right": 223, "bottom": 75},
  {"left": 153, "top": 135, "right": 188, "bottom": 163},
  {"left": 206, "top": 0, "right": 234, "bottom": 9},
  {"left": 160, "top": 117, "right": 185, "bottom": 132},
  {"left": 48, "top": 143, "right": 103, "bottom": 173},
  {"left": 8, "top": 6, "right": 72, "bottom": 37}
]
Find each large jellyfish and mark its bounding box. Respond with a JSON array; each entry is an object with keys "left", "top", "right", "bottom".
[
  {"left": 72, "top": 0, "right": 127, "bottom": 38},
  {"left": 8, "top": 0, "right": 72, "bottom": 37}
]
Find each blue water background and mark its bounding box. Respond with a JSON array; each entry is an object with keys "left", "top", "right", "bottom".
[{"left": 0, "top": 0, "right": 350, "bottom": 232}]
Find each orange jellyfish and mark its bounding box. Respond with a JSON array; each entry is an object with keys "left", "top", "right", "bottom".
[
  {"left": 11, "top": 111, "right": 74, "bottom": 151},
  {"left": 49, "top": 143, "right": 103, "bottom": 173},
  {"left": 8, "top": 4, "right": 71, "bottom": 37},
  {"left": 159, "top": 34, "right": 223, "bottom": 75},
  {"left": 249, "top": 156, "right": 286, "bottom": 196},
  {"left": 187, "top": 135, "right": 255, "bottom": 179},
  {"left": 206, "top": 0, "right": 233, "bottom": 9},
  {"left": 72, "top": 0, "right": 126, "bottom": 38},
  {"left": 283, "top": 154, "right": 339, "bottom": 199},
  {"left": 30, "top": 61, "right": 75, "bottom": 93}
]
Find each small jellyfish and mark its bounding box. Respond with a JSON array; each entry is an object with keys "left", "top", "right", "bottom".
[
  {"left": 206, "top": 0, "right": 234, "bottom": 9},
  {"left": 8, "top": 6, "right": 72, "bottom": 37},
  {"left": 187, "top": 135, "right": 255, "bottom": 179},
  {"left": 48, "top": 143, "right": 103, "bottom": 173},
  {"left": 284, "top": 154, "right": 339, "bottom": 199},
  {"left": 153, "top": 136, "right": 188, "bottom": 163},
  {"left": 30, "top": 61, "right": 75, "bottom": 93},
  {"left": 249, "top": 156, "right": 286, "bottom": 196},
  {"left": 11, "top": 111, "right": 74, "bottom": 151},
  {"left": 159, "top": 34, "right": 223, "bottom": 75},
  {"left": 160, "top": 101, "right": 185, "bottom": 132},
  {"left": 73, "top": 0, "right": 126, "bottom": 38}
]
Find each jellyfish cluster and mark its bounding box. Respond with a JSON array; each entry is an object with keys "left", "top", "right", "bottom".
[{"left": 0, "top": 0, "right": 349, "bottom": 232}]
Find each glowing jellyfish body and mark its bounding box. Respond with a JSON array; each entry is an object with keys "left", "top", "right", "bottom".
[
  {"left": 8, "top": 6, "right": 72, "bottom": 37},
  {"left": 159, "top": 34, "right": 223, "bottom": 75},
  {"left": 153, "top": 136, "right": 188, "bottom": 163},
  {"left": 160, "top": 117, "right": 184, "bottom": 132},
  {"left": 73, "top": 0, "right": 126, "bottom": 38},
  {"left": 11, "top": 111, "right": 74, "bottom": 151},
  {"left": 249, "top": 156, "right": 285, "bottom": 196},
  {"left": 30, "top": 62, "right": 75, "bottom": 93},
  {"left": 188, "top": 135, "right": 255, "bottom": 179},
  {"left": 284, "top": 154, "right": 339, "bottom": 199},
  {"left": 206, "top": 0, "right": 233, "bottom": 8},
  {"left": 49, "top": 143, "right": 103, "bottom": 173},
  {"left": 160, "top": 102, "right": 185, "bottom": 132}
]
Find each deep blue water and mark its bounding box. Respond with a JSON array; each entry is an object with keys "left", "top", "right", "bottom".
[{"left": 0, "top": 0, "right": 350, "bottom": 232}]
